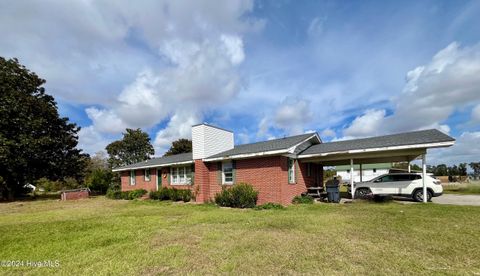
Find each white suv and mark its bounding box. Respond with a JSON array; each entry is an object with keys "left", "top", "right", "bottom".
[{"left": 349, "top": 173, "right": 443, "bottom": 202}]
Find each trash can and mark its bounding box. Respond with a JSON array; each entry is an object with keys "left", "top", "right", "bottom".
[{"left": 325, "top": 183, "right": 340, "bottom": 203}]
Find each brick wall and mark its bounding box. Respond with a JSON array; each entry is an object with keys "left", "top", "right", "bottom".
[
  {"left": 121, "top": 168, "right": 158, "bottom": 192},
  {"left": 61, "top": 189, "right": 89, "bottom": 200},
  {"left": 120, "top": 157, "right": 321, "bottom": 205}
]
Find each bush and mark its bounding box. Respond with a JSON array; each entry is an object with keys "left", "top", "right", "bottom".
[
  {"left": 127, "top": 189, "right": 147, "bottom": 200},
  {"left": 106, "top": 189, "right": 122, "bottom": 199},
  {"left": 149, "top": 188, "right": 192, "bottom": 202},
  {"left": 106, "top": 189, "right": 147, "bottom": 200},
  {"left": 85, "top": 168, "right": 112, "bottom": 194},
  {"left": 254, "top": 202, "right": 285, "bottom": 210},
  {"left": 292, "top": 195, "right": 314, "bottom": 204},
  {"left": 214, "top": 183, "right": 258, "bottom": 208},
  {"left": 35, "top": 178, "right": 62, "bottom": 192}
]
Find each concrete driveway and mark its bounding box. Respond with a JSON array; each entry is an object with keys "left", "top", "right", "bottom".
[
  {"left": 393, "top": 194, "right": 480, "bottom": 206},
  {"left": 431, "top": 194, "right": 480, "bottom": 206}
]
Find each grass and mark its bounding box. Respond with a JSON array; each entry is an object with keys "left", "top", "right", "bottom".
[
  {"left": 1, "top": 198, "right": 480, "bottom": 275},
  {"left": 443, "top": 181, "right": 480, "bottom": 195}
]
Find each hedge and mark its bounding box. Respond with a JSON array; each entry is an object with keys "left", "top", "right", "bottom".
[
  {"left": 106, "top": 189, "right": 147, "bottom": 200},
  {"left": 149, "top": 188, "right": 192, "bottom": 202}
]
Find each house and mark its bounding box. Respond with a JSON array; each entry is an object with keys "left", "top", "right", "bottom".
[
  {"left": 336, "top": 163, "right": 392, "bottom": 183},
  {"left": 112, "top": 123, "right": 455, "bottom": 205}
]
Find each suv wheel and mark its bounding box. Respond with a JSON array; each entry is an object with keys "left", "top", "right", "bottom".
[
  {"left": 413, "top": 189, "right": 432, "bottom": 202},
  {"left": 355, "top": 188, "right": 371, "bottom": 199}
]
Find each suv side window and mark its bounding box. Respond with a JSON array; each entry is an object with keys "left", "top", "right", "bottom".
[
  {"left": 393, "top": 174, "right": 411, "bottom": 181},
  {"left": 409, "top": 174, "right": 421, "bottom": 180},
  {"left": 376, "top": 175, "right": 394, "bottom": 182}
]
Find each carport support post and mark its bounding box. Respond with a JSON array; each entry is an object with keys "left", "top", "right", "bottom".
[
  {"left": 350, "top": 159, "right": 355, "bottom": 199},
  {"left": 408, "top": 162, "right": 411, "bottom": 173},
  {"left": 422, "top": 154, "right": 427, "bottom": 203},
  {"left": 359, "top": 164, "right": 363, "bottom": 182}
]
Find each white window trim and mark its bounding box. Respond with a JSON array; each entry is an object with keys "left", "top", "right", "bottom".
[
  {"left": 288, "top": 158, "right": 296, "bottom": 184},
  {"left": 130, "top": 170, "right": 136, "bottom": 186},
  {"left": 222, "top": 161, "right": 233, "bottom": 185},
  {"left": 170, "top": 166, "right": 192, "bottom": 185},
  {"left": 144, "top": 169, "right": 151, "bottom": 182}
]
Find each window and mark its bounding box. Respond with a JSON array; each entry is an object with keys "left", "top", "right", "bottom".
[
  {"left": 222, "top": 161, "right": 233, "bottom": 184},
  {"left": 288, "top": 158, "right": 296, "bottom": 184},
  {"left": 392, "top": 174, "right": 412, "bottom": 181},
  {"left": 307, "top": 163, "right": 311, "bottom": 177},
  {"left": 130, "top": 170, "right": 136, "bottom": 185},
  {"left": 144, "top": 169, "right": 151, "bottom": 181},
  {"left": 170, "top": 166, "right": 192, "bottom": 185},
  {"left": 375, "top": 175, "right": 394, "bottom": 182}
]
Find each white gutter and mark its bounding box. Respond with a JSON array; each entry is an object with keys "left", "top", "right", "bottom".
[
  {"left": 203, "top": 134, "right": 320, "bottom": 162},
  {"left": 297, "top": 141, "right": 455, "bottom": 159},
  {"left": 203, "top": 149, "right": 288, "bottom": 162},
  {"left": 112, "top": 160, "right": 194, "bottom": 172}
]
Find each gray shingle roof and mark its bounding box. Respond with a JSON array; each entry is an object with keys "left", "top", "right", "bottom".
[
  {"left": 206, "top": 133, "right": 318, "bottom": 159},
  {"left": 299, "top": 129, "right": 454, "bottom": 156},
  {"left": 113, "top": 152, "right": 193, "bottom": 171}
]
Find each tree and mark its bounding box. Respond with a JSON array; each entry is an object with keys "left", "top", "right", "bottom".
[
  {"left": 458, "top": 163, "right": 467, "bottom": 176},
  {"left": 84, "top": 152, "right": 112, "bottom": 194},
  {"left": 0, "top": 57, "right": 88, "bottom": 200},
  {"left": 434, "top": 164, "right": 448, "bottom": 176},
  {"left": 470, "top": 162, "right": 480, "bottom": 179},
  {"left": 164, "top": 138, "right": 192, "bottom": 156},
  {"left": 106, "top": 128, "right": 154, "bottom": 168}
]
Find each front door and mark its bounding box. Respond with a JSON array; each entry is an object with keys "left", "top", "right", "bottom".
[{"left": 157, "top": 168, "right": 162, "bottom": 190}]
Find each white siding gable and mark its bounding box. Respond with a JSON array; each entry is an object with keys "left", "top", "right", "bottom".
[{"left": 192, "top": 124, "right": 234, "bottom": 160}]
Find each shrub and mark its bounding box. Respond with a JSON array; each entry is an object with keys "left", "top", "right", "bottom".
[
  {"left": 292, "top": 195, "right": 314, "bottom": 204},
  {"left": 254, "top": 202, "right": 285, "bottom": 210},
  {"left": 214, "top": 183, "right": 258, "bottom": 208},
  {"left": 149, "top": 188, "right": 192, "bottom": 202},
  {"left": 106, "top": 188, "right": 122, "bottom": 199},
  {"left": 127, "top": 189, "right": 147, "bottom": 200},
  {"left": 106, "top": 189, "right": 146, "bottom": 200}
]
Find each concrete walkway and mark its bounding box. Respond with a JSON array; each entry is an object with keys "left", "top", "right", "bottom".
[{"left": 431, "top": 194, "right": 480, "bottom": 206}]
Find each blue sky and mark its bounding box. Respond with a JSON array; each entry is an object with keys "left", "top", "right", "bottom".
[{"left": 1, "top": 0, "right": 479, "bottom": 164}]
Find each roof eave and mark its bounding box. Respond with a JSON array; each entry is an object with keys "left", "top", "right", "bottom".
[
  {"left": 112, "top": 160, "right": 194, "bottom": 172},
  {"left": 298, "top": 141, "right": 455, "bottom": 159}
]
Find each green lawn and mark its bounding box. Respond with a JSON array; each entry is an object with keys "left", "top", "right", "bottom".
[
  {"left": 443, "top": 181, "right": 480, "bottom": 195},
  {"left": 1, "top": 198, "right": 480, "bottom": 275}
]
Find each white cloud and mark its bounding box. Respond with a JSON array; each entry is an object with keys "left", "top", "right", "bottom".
[
  {"left": 384, "top": 42, "right": 480, "bottom": 132},
  {"left": 320, "top": 128, "right": 336, "bottom": 138},
  {"left": 258, "top": 97, "right": 313, "bottom": 137},
  {"left": 78, "top": 126, "right": 113, "bottom": 155},
  {"left": 85, "top": 107, "right": 126, "bottom": 134},
  {"left": 429, "top": 132, "right": 480, "bottom": 165},
  {"left": 343, "top": 109, "right": 386, "bottom": 138},
  {"left": 342, "top": 42, "right": 480, "bottom": 139},
  {"left": 472, "top": 104, "right": 480, "bottom": 123},
  {"left": 307, "top": 16, "right": 327, "bottom": 37},
  {"left": 0, "top": 0, "right": 260, "bottom": 154},
  {"left": 153, "top": 111, "right": 201, "bottom": 155}
]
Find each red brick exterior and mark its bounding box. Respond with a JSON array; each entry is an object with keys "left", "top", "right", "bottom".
[
  {"left": 121, "top": 168, "right": 158, "bottom": 192},
  {"left": 61, "top": 190, "right": 89, "bottom": 200},
  {"left": 120, "top": 156, "right": 323, "bottom": 205}
]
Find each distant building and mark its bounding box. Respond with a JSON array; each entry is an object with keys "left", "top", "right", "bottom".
[{"left": 336, "top": 163, "right": 392, "bottom": 183}]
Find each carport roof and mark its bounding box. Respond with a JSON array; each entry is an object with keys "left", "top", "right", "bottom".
[{"left": 299, "top": 129, "right": 455, "bottom": 156}]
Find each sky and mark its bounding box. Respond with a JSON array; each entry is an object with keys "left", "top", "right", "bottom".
[{"left": 1, "top": 0, "right": 479, "bottom": 165}]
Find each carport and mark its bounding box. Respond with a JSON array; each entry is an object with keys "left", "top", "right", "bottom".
[{"left": 298, "top": 129, "right": 455, "bottom": 202}]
